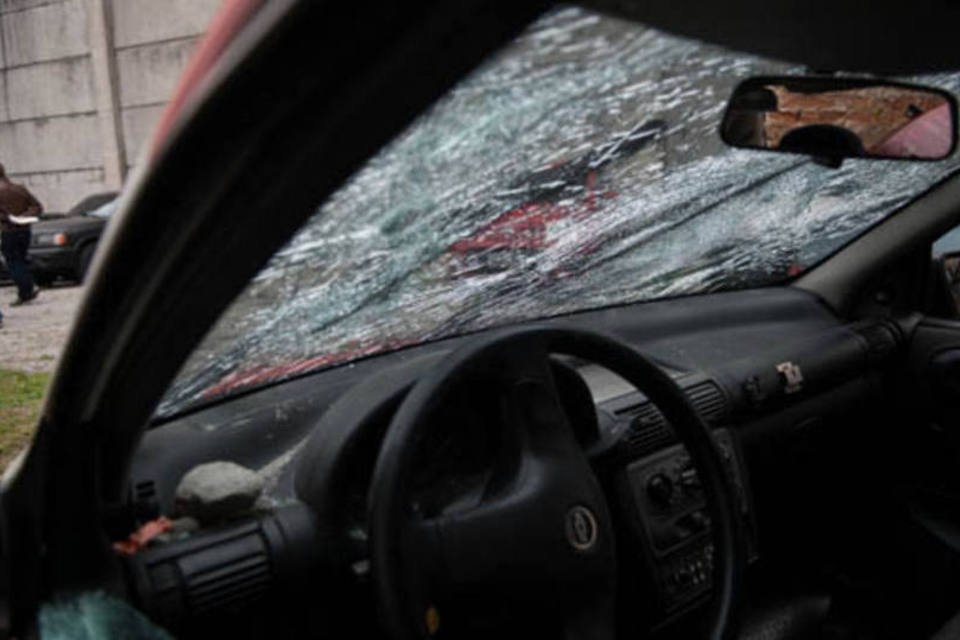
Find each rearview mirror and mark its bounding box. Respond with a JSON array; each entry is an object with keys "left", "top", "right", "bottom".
[{"left": 721, "top": 76, "right": 958, "bottom": 164}]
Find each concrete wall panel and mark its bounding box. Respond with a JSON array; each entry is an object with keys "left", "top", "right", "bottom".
[
  {"left": 120, "top": 103, "right": 163, "bottom": 166},
  {"left": 6, "top": 57, "right": 94, "bottom": 119},
  {"left": 0, "top": 113, "right": 101, "bottom": 173},
  {"left": 12, "top": 166, "right": 106, "bottom": 212},
  {"left": 116, "top": 37, "right": 197, "bottom": 107},
  {"left": 0, "top": 0, "right": 209, "bottom": 207},
  {"left": 113, "top": 0, "right": 219, "bottom": 48},
  {"left": 2, "top": 0, "right": 88, "bottom": 66}
]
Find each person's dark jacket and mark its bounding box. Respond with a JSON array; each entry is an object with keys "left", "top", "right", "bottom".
[{"left": 0, "top": 180, "right": 43, "bottom": 232}]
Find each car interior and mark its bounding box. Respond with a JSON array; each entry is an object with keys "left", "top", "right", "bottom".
[{"left": 7, "top": 1, "right": 960, "bottom": 639}]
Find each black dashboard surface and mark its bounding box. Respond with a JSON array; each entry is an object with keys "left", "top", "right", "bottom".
[{"left": 132, "top": 285, "right": 890, "bottom": 514}]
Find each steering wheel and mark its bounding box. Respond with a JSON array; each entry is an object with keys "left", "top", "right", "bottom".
[{"left": 368, "top": 327, "right": 744, "bottom": 639}]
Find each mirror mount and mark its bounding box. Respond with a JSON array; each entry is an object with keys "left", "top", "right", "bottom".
[{"left": 811, "top": 155, "right": 843, "bottom": 169}]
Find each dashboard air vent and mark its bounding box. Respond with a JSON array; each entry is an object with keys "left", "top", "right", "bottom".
[
  {"left": 685, "top": 380, "right": 728, "bottom": 423},
  {"left": 622, "top": 403, "right": 672, "bottom": 452},
  {"left": 185, "top": 532, "right": 272, "bottom": 614},
  {"left": 615, "top": 380, "right": 728, "bottom": 456}
]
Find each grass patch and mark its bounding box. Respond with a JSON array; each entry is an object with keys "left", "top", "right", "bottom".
[{"left": 0, "top": 369, "right": 50, "bottom": 472}]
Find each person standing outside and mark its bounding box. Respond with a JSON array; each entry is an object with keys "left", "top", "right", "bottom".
[{"left": 0, "top": 163, "right": 41, "bottom": 317}]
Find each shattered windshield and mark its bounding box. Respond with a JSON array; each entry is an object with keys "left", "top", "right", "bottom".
[{"left": 157, "top": 7, "right": 960, "bottom": 417}]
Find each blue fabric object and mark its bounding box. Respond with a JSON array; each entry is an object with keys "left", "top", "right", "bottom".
[{"left": 39, "top": 591, "right": 172, "bottom": 640}]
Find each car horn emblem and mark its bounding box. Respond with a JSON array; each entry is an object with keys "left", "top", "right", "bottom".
[{"left": 565, "top": 505, "right": 599, "bottom": 551}]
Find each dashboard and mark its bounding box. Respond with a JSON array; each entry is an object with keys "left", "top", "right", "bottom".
[{"left": 122, "top": 287, "right": 904, "bottom": 633}]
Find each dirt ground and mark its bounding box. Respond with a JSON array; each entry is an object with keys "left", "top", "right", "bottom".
[{"left": 0, "top": 284, "right": 85, "bottom": 374}]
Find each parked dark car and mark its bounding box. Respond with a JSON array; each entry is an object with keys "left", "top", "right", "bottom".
[{"left": 29, "top": 191, "right": 117, "bottom": 285}]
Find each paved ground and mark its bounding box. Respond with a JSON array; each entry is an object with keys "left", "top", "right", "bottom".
[{"left": 0, "top": 284, "right": 85, "bottom": 373}]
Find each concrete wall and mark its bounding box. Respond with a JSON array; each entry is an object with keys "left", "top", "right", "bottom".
[{"left": 0, "top": 0, "right": 219, "bottom": 212}]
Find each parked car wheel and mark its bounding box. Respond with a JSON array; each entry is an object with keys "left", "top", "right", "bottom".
[{"left": 33, "top": 272, "right": 54, "bottom": 287}]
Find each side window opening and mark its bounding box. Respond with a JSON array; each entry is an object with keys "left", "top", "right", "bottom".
[{"left": 930, "top": 226, "right": 960, "bottom": 318}]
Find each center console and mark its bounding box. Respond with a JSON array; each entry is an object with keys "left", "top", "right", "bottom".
[{"left": 619, "top": 428, "right": 756, "bottom": 616}]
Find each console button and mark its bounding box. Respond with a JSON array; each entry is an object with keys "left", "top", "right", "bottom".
[
  {"left": 646, "top": 473, "right": 674, "bottom": 506},
  {"left": 680, "top": 467, "right": 700, "bottom": 489},
  {"left": 677, "top": 509, "right": 709, "bottom": 533}
]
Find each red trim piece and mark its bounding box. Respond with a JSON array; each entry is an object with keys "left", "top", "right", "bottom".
[
  {"left": 112, "top": 517, "right": 174, "bottom": 556},
  {"left": 150, "top": 0, "right": 266, "bottom": 157},
  {"left": 199, "top": 339, "right": 419, "bottom": 399}
]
